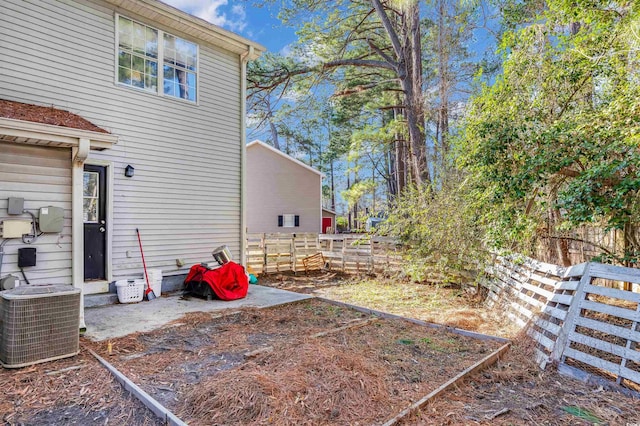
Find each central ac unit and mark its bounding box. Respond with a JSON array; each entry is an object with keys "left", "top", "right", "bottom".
[{"left": 0, "top": 285, "right": 80, "bottom": 368}]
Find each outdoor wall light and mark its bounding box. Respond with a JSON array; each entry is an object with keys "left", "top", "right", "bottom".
[{"left": 124, "top": 165, "right": 135, "bottom": 178}]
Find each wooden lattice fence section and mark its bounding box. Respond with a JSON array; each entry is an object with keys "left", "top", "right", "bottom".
[{"left": 483, "top": 256, "right": 640, "bottom": 394}]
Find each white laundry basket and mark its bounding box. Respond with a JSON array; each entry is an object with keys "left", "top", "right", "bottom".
[
  {"left": 146, "top": 269, "right": 163, "bottom": 297},
  {"left": 115, "top": 279, "right": 144, "bottom": 303}
]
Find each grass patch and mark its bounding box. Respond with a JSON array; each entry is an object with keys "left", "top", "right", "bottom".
[{"left": 314, "top": 278, "right": 517, "bottom": 338}]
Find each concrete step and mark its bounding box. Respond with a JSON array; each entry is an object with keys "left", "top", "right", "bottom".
[{"left": 84, "top": 292, "right": 119, "bottom": 308}]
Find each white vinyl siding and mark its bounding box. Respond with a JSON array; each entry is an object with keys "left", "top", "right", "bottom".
[
  {"left": 0, "top": 0, "right": 244, "bottom": 281},
  {"left": 247, "top": 143, "right": 322, "bottom": 234},
  {"left": 0, "top": 143, "right": 72, "bottom": 286}
]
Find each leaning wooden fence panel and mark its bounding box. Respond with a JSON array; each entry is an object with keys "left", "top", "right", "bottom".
[
  {"left": 483, "top": 256, "right": 640, "bottom": 394},
  {"left": 293, "top": 233, "right": 321, "bottom": 272},
  {"left": 557, "top": 263, "right": 640, "bottom": 393}
]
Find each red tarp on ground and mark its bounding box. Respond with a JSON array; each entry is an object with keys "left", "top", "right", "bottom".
[{"left": 184, "top": 261, "right": 249, "bottom": 301}]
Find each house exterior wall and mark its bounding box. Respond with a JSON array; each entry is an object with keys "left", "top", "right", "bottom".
[
  {"left": 0, "top": 143, "right": 73, "bottom": 285},
  {"left": 246, "top": 144, "right": 321, "bottom": 233},
  {"left": 0, "top": 0, "right": 246, "bottom": 284}
]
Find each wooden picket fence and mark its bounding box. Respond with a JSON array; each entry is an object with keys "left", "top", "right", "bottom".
[
  {"left": 245, "top": 233, "right": 403, "bottom": 275},
  {"left": 483, "top": 255, "right": 640, "bottom": 395}
]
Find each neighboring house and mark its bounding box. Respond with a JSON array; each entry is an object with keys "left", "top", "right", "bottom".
[
  {"left": 322, "top": 208, "right": 337, "bottom": 234},
  {"left": 246, "top": 140, "right": 324, "bottom": 234},
  {"left": 0, "top": 0, "right": 264, "bottom": 326}
]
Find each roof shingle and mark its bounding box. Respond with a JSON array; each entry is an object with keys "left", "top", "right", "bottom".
[{"left": 0, "top": 99, "right": 109, "bottom": 134}]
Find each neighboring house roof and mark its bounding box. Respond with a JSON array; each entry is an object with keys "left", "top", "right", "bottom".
[
  {"left": 247, "top": 140, "right": 325, "bottom": 178},
  {"left": 0, "top": 99, "right": 109, "bottom": 133},
  {"left": 322, "top": 208, "right": 337, "bottom": 215},
  {"left": 107, "top": 0, "right": 265, "bottom": 58}
]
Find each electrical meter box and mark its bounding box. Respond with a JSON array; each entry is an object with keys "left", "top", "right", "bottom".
[{"left": 38, "top": 206, "right": 64, "bottom": 233}]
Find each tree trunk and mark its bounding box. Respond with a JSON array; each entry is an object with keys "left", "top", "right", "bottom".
[
  {"left": 436, "top": 0, "right": 450, "bottom": 183},
  {"left": 330, "top": 159, "right": 335, "bottom": 211},
  {"left": 372, "top": 0, "right": 429, "bottom": 187},
  {"left": 398, "top": 2, "right": 429, "bottom": 186},
  {"left": 264, "top": 97, "right": 280, "bottom": 150},
  {"left": 394, "top": 106, "right": 406, "bottom": 193},
  {"left": 387, "top": 144, "right": 396, "bottom": 199},
  {"left": 551, "top": 208, "right": 571, "bottom": 266}
]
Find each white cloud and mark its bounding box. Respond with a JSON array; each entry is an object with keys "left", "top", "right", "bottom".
[
  {"left": 279, "top": 44, "right": 292, "bottom": 57},
  {"left": 163, "top": 0, "right": 247, "bottom": 33}
]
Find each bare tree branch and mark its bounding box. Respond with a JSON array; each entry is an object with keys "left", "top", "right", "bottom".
[{"left": 323, "top": 58, "right": 396, "bottom": 71}]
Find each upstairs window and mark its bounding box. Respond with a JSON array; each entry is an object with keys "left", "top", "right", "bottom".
[
  {"left": 163, "top": 34, "right": 197, "bottom": 101},
  {"left": 117, "top": 16, "right": 197, "bottom": 102}
]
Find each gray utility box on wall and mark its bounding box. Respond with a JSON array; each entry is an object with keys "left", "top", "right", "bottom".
[
  {"left": 38, "top": 206, "right": 64, "bottom": 233},
  {"left": 7, "top": 197, "right": 24, "bottom": 215},
  {"left": 0, "top": 285, "right": 80, "bottom": 368}
]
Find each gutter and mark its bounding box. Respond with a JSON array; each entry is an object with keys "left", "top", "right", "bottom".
[{"left": 105, "top": 0, "right": 265, "bottom": 57}]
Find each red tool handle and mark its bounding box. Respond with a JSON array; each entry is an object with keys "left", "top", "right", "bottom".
[{"left": 136, "top": 228, "right": 152, "bottom": 294}]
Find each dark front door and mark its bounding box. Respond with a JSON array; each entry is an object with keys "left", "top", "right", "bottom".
[{"left": 84, "top": 165, "right": 107, "bottom": 281}]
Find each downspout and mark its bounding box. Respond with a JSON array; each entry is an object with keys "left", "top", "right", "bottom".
[
  {"left": 240, "top": 46, "right": 254, "bottom": 266},
  {"left": 320, "top": 175, "right": 324, "bottom": 233}
]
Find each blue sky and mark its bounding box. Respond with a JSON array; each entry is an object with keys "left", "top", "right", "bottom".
[{"left": 163, "top": 0, "right": 295, "bottom": 53}]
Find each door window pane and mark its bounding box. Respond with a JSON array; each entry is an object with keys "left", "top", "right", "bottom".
[{"left": 83, "top": 172, "right": 99, "bottom": 223}]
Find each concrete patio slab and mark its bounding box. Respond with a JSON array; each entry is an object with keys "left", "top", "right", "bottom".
[{"left": 83, "top": 285, "right": 312, "bottom": 342}]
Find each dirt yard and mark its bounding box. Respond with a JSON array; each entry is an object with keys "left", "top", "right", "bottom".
[
  {"left": 1, "top": 271, "right": 639, "bottom": 425},
  {"left": 82, "top": 299, "right": 503, "bottom": 425},
  {"left": 258, "top": 271, "right": 640, "bottom": 425}
]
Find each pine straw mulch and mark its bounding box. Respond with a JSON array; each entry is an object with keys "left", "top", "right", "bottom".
[
  {"left": 83, "top": 298, "right": 504, "bottom": 425},
  {"left": 258, "top": 274, "right": 640, "bottom": 425},
  {"left": 407, "top": 333, "right": 640, "bottom": 425},
  {"left": 0, "top": 347, "right": 161, "bottom": 425}
]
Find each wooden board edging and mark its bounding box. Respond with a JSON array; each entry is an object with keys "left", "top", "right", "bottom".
[
  {"left": 316, "top": 297, "right": 510, "bottom": 343},
  {"left": 86, "top": 348, "right": 188, "bottom": 426},
  {"left": 381, "top": 342, "right": 512, "bottom": 426}
]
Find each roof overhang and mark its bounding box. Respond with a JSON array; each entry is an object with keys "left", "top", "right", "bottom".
[
  {"left": 0, "top": 117, "right": 119, "bottom": 150},
  {"left": 247, "top": 140, "right": 326, "bottom": 178},
  {"left": 105, "top": 0, "right": 265, "bottom": 60}
]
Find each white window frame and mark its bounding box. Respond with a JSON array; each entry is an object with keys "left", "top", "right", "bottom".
[
  {"left": 115, "top": 14, "right": 199, "bottom": 104},
  {"left": 283, "top": 214, "right": 296, "bottom": 228}
]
